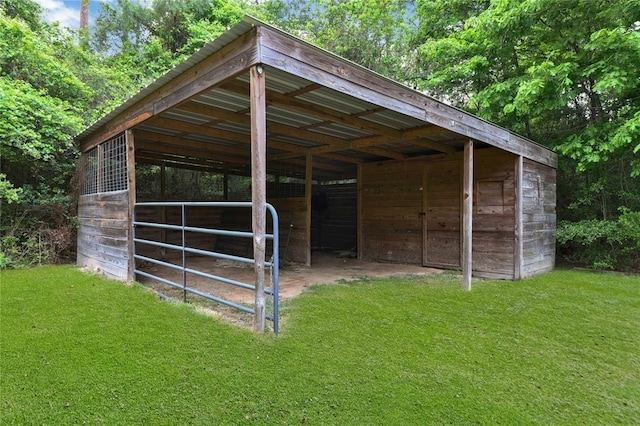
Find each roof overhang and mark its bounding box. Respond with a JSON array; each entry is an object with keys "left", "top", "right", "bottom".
[{"left": 75, "top": 15, "right": 557, "bottom": 176}]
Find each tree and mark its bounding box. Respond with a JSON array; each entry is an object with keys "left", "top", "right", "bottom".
[
  {"left": 0, "top": 6, "right": 90, "bottom": 265},
  {"left": 413, "top": 0, "right": 640, "bottom": 219},
  {"left": 1, "top": 0, "right": 41, "bottom": 30},
  {"left": 261, "top": 0, "right": 413, "bottom": 81},
  {"left": 0, "top": 11, "right": 86, "bottom": 199}
]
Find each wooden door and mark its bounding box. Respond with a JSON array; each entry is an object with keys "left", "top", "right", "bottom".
[{"left": 422, "top": 161, "right": 462, "bottom": 268}]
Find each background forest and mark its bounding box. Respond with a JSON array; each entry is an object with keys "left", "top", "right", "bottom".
[{"left": 1, "top": 0, "right": 639, "bottom": 271}]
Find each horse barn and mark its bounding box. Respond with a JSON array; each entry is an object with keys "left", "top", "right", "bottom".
[{"left": 75, "top": 16, "right": 556, "bottom": 330}]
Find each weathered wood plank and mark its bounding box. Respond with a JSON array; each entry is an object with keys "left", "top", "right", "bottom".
[
  {"left": 78, "top": 253, "right": 128, "bottom": 281},
  {"left": 462, "top": 139, "right": 473, "bottom": 290},
  {"left": 519, "top": 159, "right": 556, "bottom": 277},
  {"left": 250, "top": 64, "right": 267, "bottom": 333}
]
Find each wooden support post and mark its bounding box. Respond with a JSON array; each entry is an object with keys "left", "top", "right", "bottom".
[
  {"left": 514, "top": 155, "right": 524, "bottom": 279},
  {"left": 250, "top": 64, "right": 267, "bottom": 333},
  {"left": 160, "top": 163, "right": 167, "bottom": 256},
  {"left": 126, "top": 130, "right": 137, "bottom": 281},
  {"left": 356, "top": 164, "right": 363, "bottom": 260},
  {"left": 462, "top": 139, "right": 474, "bottom": 290},
  {"left": 422, "top": 166, "right": 428, "bottom": 266},
  {"left": 305, "top": 150, "right": 313, "bottom": 266}
]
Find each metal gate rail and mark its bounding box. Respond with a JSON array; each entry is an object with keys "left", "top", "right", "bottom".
[{"left": 132, "top": 201, "right": 279, "bottom": 334}]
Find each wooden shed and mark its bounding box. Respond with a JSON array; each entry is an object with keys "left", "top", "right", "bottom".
[{"left": 75, "top": 16, "right": 557, "bottom": 288}]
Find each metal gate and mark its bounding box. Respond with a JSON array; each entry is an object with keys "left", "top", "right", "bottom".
[{"left": 132, "top": 202, "right": 279, "bottom": 334}]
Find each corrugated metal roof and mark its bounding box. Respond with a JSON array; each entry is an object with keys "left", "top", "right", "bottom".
[
  {"left": 76, "top": 19, "right": 258, "bottom": 141},
  {"left": 75, "top": 14, "right": 555, "bottom": 172},
  {"left": 266, "top": 105, "right": 324, "bottom": 127},
  {"left": 296, "top": 87, "right": 374, "bottom": 115},
  {"left": 193, "top": 90, "right": 250, "bottom": 112}
]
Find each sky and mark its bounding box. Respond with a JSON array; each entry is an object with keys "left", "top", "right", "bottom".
[
  {"left": 35, "top": 0, "right": 102, "bottom": 28},
  {"left": 34, "top": 0, "right": 150, "bottom": 29}
]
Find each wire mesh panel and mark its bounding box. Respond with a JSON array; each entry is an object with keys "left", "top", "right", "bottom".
[
  {"left": 102, "top": 135, "right": 128, "bottom": 192},
  {"left": 81, "top": 133, "right": 128, "bottom": 195},
  {"left": 267, "top": 161, "right": 306, "bottom": 198},
  {"left": 82, "top": 149, "right": 98, "bottom": 195}
]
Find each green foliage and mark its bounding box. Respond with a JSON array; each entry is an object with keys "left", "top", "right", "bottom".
[
  {"left": 262, "top": 0, "right": 412, "bottom": 80},
  {"left": 92, "top": 0, "right": 246, "bottom": 67},
  {"left": 2, "top": 268, "right": 639, "bottom": 423},
  {"left": 556, "top": 210, "right": 640, "bottom": 271},
  {"left": 0, "top": 173, "right": 21, "bottom": 203},
  {"left": 0, "top": 14, "right": 91, "bottom": 102},
  {"left": 414, "top": 0, "right": 640, "bottom": 218},
  {"left": 0, "top": 10, "right": 85, "bottom": 268},
  {"left": 0, "top": 0, "right": 42, "bottom": 30},
  {"left": 0, "top": 76, "right": 81, "bottom": 163}
]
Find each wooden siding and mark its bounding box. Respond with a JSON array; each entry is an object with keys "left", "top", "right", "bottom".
[
  {"left": 360, "top": 160, "right": 423, "bottom": 263},
  {"left": 361, "top": 149, "right": 520, "bottom": 278},
  {"left": 521, "top": 159, "right": 556, "bottom": 276},
  {"left": 77, "top": 190, "right": 130, "bottom": 280},
  {"left": 472, "top": 150, "right": 517, "bottom": 279},
  {"left": 134, "top": 205, "right": 222, "bottom": 257},
  {"left": 423, "top": 158, "right": 461, "bottom": 269}
]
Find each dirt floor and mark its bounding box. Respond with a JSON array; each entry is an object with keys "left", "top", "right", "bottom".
[{"left": 137, "top": 251, "right": 442, "bottom": 306}]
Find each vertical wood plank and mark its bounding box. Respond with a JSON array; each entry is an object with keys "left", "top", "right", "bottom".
[
  {"left": 462, "top": 139, "right": 474, "bottom": 290},
  {"left": 422, "top": 165, "right": 428, "bottom": 266},
  {"left": 305, "top": 150, "right": 313, "bottom": 266},
  {"left": 250, "top": 64, "right": 267, "bottom": 333},
  {"left": 514, "top": 155, "right": 524, "bottom": 279},
  {"left": 126, "top": 130, "right": 137, "bottom": 281},
  {"left": 356, "top": 163, "right": 363, "bottom": 260}
]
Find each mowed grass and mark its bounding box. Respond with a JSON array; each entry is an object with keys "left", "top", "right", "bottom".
[{"left": 1, "top": 266, "right": 638, "bottom": 424}]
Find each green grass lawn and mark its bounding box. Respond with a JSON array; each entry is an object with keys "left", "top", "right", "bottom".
[{"left": 1, "top": 266, "right": 638, "bottom": 424}]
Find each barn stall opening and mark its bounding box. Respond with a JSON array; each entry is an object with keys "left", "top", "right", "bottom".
[{"left": 75, "top": 16, "right": 557, "bottom": 329}]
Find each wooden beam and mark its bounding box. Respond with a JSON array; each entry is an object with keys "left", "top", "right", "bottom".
[
  {"left": 175, "top": 101, "right": 356, "bottom": 153},
  {"left": 408, "top": 138, "right": 458, "bottom": 154},
  {"left": 222, "top": 80, "right": 404, "bottom": 140},
  {"left": 145, "top": 117, "right": 250, "bottom": 144},
  {"left": 135, "top": 129, "right": 351, "bottom": 174},
  {"left": 250, "top": 64, "right": 267, "bottom": 333},
  {"left": 125, "top": 130, "right": 136, "bottom": 281},
  {"left": 144, "top": 116, "right": 320, "bottom": 157},
  {"left": 135, "top": 130, "right": 251, "bottom": 156},
  {"left": 462, "top": 139, "right": 474, "bottom": 290},
  {"left": 135, "top": 150, "right": 227, "bottom": 169},
  {"left": 356, "top": 146, "right": 404, "bottom": 160},
  {"left": 275, "top": 123, "right": 454, "bottom": 160},
  {"left": 82, "top": 109, "right": 153, "bottom": 153},
  {"left": 135, "top": 143, "right": 249, "bottom": 166},
  {"left": 180, "top": 86, "right": 451, "bottom": 162}
]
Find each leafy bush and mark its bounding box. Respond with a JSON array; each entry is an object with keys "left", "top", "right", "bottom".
[
  {"left": 0, "top": 198, "right": 76, "bottom": 269},
  {"left": 556, "top": 210, "right": 640, "bottom": 271}
]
